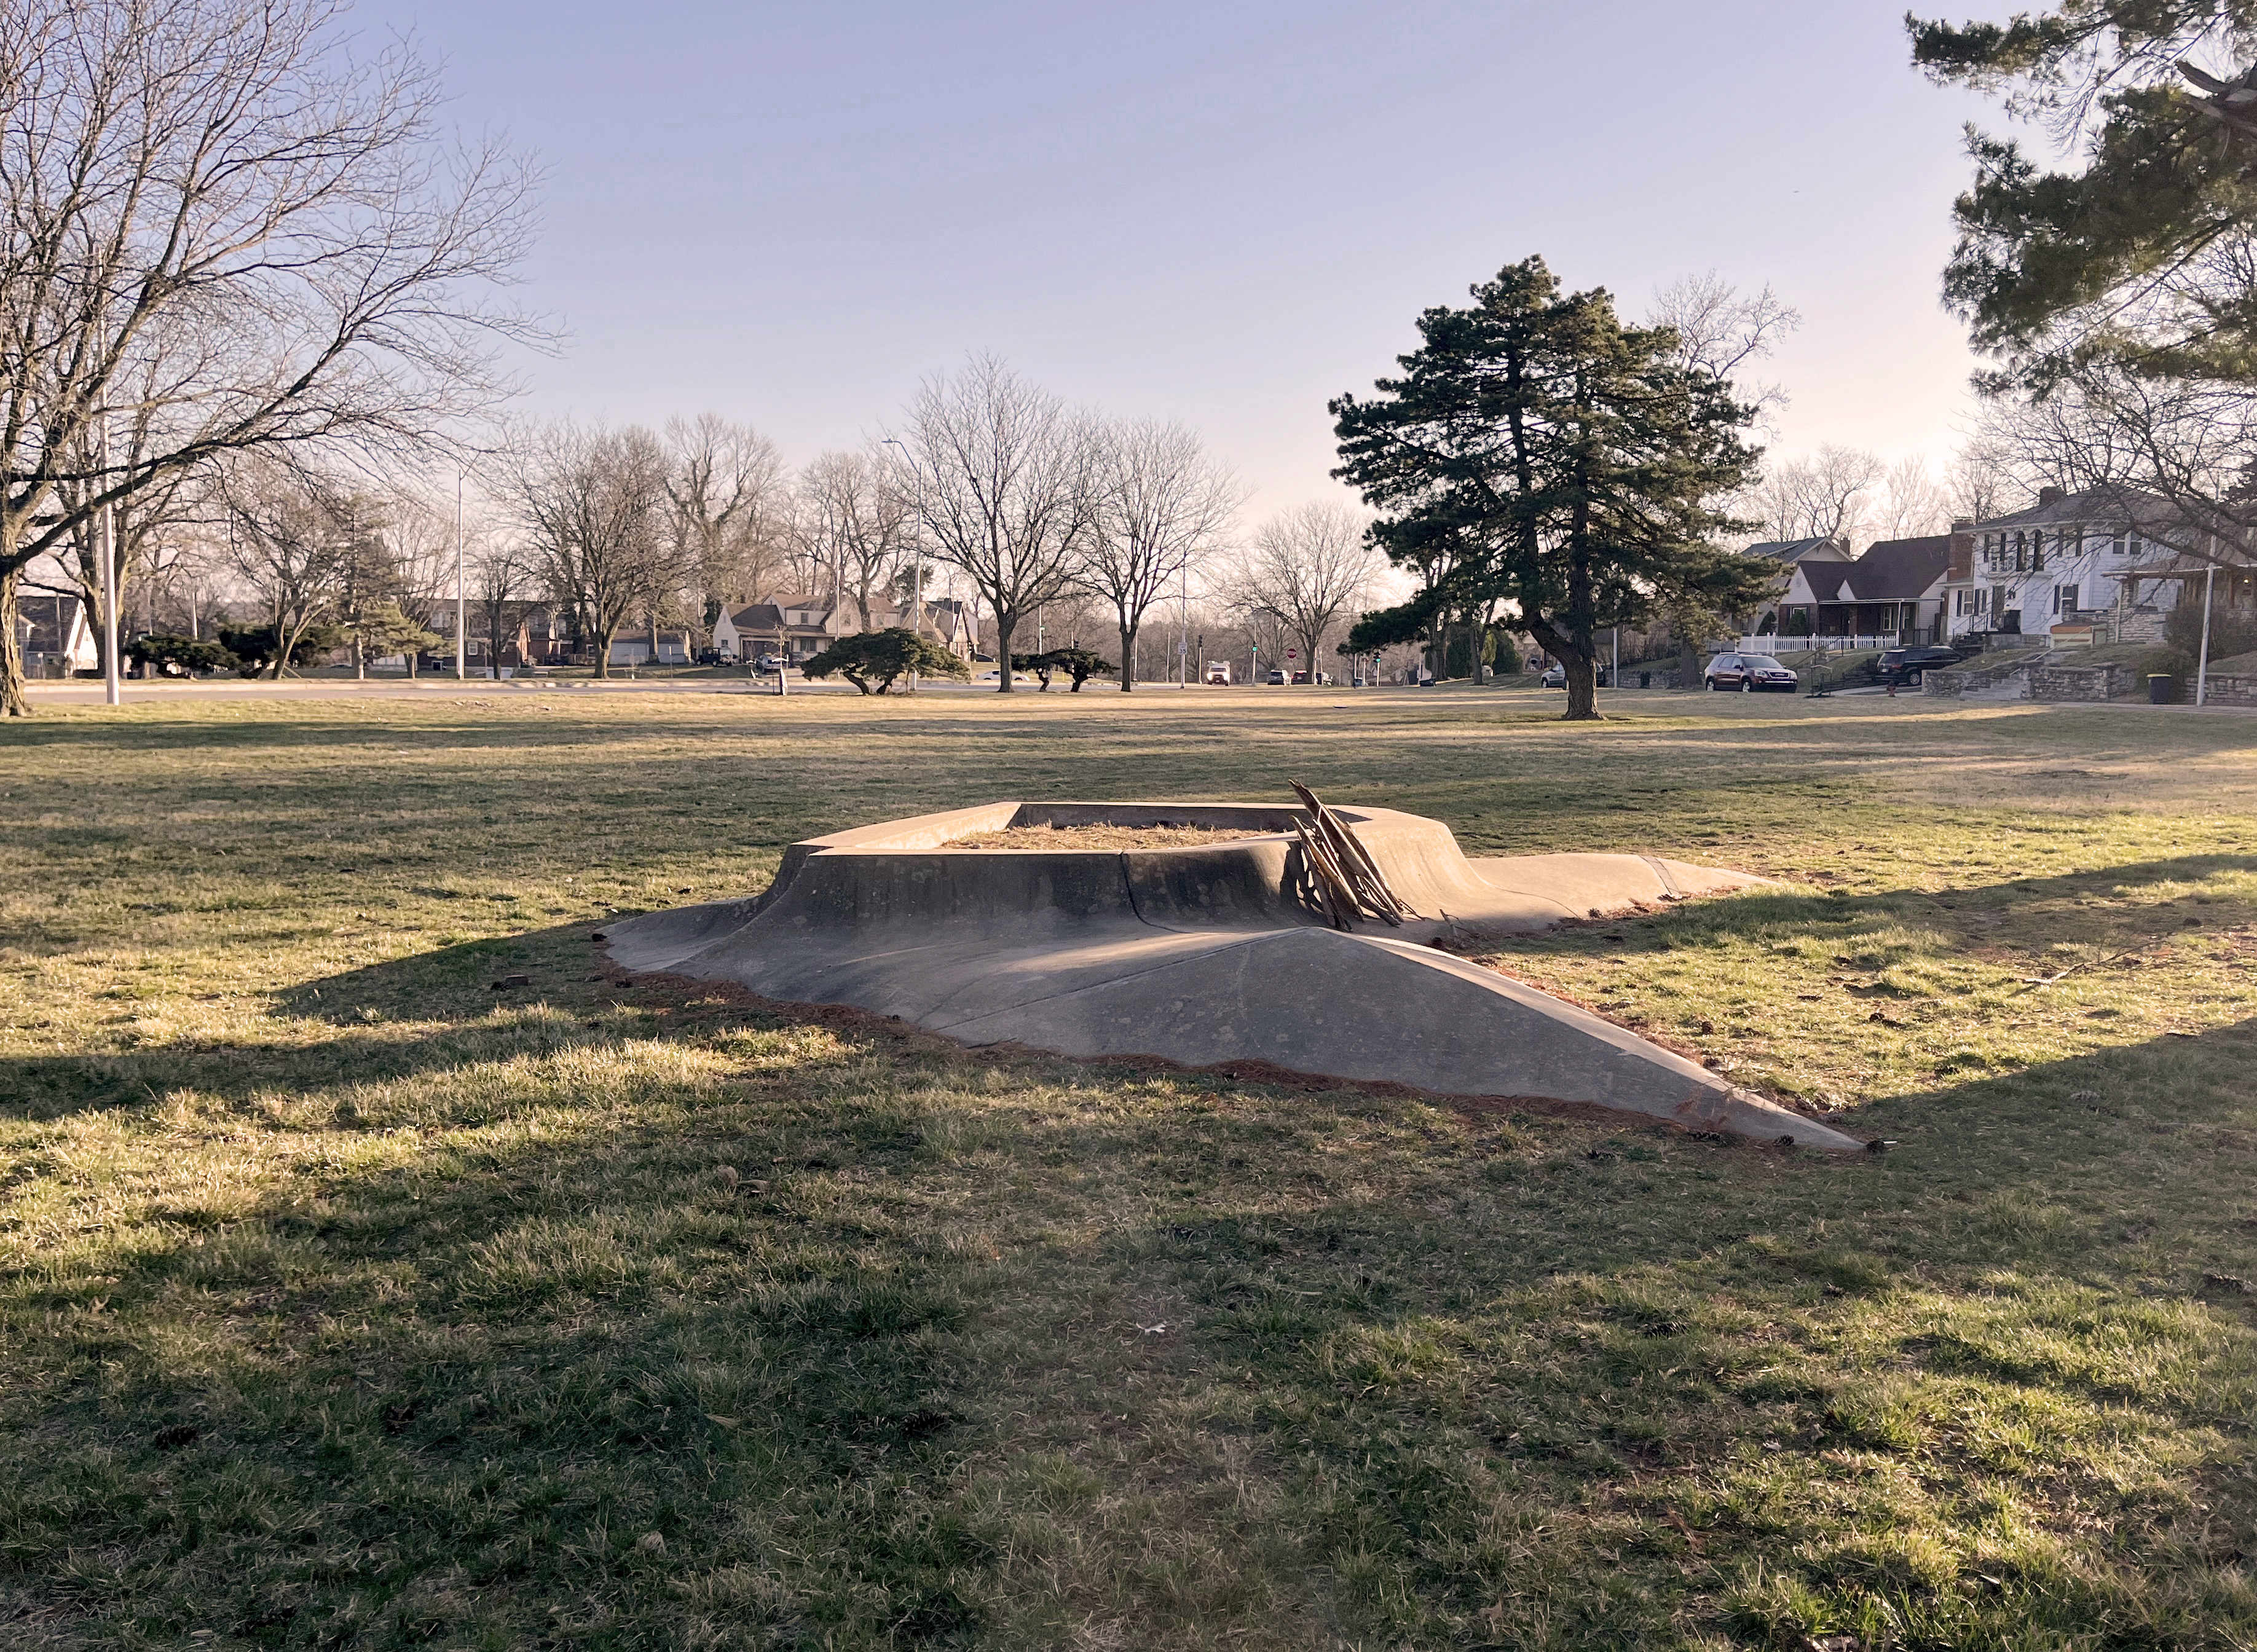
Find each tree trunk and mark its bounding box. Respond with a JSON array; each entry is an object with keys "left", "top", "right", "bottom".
[
  {"left": 0, "top": 566, "right": 30, "bottom": 717},
  {"left": 594, "top": 624, "right": 614, "bottom": 678},
  {"left": 993, "top": 617, "right": 1015, "bottom": 691},
  {"left": 1561, "top": 651, "right": 1601, "bottom": 720},
  {"left": 1119, "top": 623, "right": 1136, "bottom": 691},
  {"left": 1676, "top": 637, "right": 1700, "bottom": 690}
]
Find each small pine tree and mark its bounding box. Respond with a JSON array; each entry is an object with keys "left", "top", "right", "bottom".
[{"left": 803, "top": 629, "right": 972, "bottom": 694}]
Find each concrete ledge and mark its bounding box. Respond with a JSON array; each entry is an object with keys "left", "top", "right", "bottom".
[{"left": 605, "top": 800, "right": 1856, "bottom": 1150}]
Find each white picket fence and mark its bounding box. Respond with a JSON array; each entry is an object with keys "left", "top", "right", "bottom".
[{"left": 1736, "top": 634, "right": 1908, "bottom": 655}]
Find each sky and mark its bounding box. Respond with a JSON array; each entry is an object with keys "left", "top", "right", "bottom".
[{"left": 366, "top": 0, "right": 2004, "bottom": 520}]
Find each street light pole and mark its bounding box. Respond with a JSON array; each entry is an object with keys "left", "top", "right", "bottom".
[
  {"left": 100, "top": 415, "right": 120, "bottom": 706},
  {"left": 454, "top": 471, "right": 466, "bottom": 682},
  {"left": 2197, "top": 554, "right": 2216, "bottom": 708}
]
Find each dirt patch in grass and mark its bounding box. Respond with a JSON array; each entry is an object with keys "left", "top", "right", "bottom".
[{"left": 951, "top": 823, "right": 1270, "bottom": 849}]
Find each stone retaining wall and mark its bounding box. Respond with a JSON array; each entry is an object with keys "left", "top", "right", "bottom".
[
  {"left": 2027, "top": 661, "right": 2138, "bottom": 701},
  {"left": 1925, "top": 661, "right": 2029, "bottom": 698}
]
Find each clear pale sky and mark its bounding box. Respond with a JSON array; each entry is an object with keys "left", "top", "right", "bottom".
[{"left": 371, "top": 0, "right": 2000, "bottom": 517}]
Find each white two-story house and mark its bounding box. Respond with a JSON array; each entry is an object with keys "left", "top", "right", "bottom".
[{"left": 1944, "top": 487, "right": 2181, "bottom": 644}]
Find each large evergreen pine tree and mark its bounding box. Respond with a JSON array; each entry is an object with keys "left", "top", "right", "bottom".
[{"left": 1330, "top": 257, "right": 1770, "bottom": 720}]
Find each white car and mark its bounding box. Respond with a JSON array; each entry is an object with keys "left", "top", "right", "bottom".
[{"left": 975, "top": 669, "right": 1039, "bottom": 684}]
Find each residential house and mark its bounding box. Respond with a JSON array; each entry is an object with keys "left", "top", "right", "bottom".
[
  {"left": 609, "top": 629, "right": 692, "bottom": 667},
  {"left": 1785, "top": 533, "right": 1955, "bottom": 645},
  {"left": 712, "top": 593, "right": 981, "bottom": 664},
  {"left": 428, "top": 602, "right": 572, "bottom": 670},
  {"left": 2111, "top": 535, "right": 2257, "bottom": 644},
  {"left": 1942, "top": 487, "right": 2183, "bottom": 644},
  {"left": 712, "top": 596, "right": 838, "bottom": 663},
  {"left": 1742, "top": 538, "right": 1854, "bottom": 635},
  {"left": 14, "top": 594, "right": 97, "bottom": 677}
]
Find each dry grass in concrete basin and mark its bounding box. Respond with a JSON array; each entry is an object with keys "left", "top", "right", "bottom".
[
  {"left": 951, "top": 824, "right": 1264, "bottom": 850},
  {"left": 0, "top": 686, "right": 2253, "bottom": 1648}
]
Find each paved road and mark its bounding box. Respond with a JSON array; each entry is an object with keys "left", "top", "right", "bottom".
[{"left": 18, "top": 676, "right": 1254, "bottom": 706}]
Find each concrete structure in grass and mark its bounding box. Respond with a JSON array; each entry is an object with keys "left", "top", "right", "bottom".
[{"left": 605, "top": 800, "right": 1864, "bottom": 1150}]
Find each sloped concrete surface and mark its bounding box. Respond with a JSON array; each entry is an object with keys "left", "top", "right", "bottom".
[{"left": 605, "top": 801, "right": 1862, "bottom": 1150}]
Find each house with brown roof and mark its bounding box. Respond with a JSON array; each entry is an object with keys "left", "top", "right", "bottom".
[
  {"left": 712, "top": 596, "right": 837, "bottom": 663},
  {"left": 712, "top": 593, "right": 981, "bottom": 664},
  {"left": 1782, "top": 533, "right": 1955, "bottom": 645},
  {"left": 428, "top": 602, "right": 572, "bottom": 671}
]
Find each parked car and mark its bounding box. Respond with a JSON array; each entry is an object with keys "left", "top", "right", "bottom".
[
  {"left": 753, "top": 652, "right": 787, "bottom": 673},
  {"left": 695, "top": 647, "right": 727, "bottom": 666},
  {"left": 1703, "top": 653, "right": 1798, "bottom": 691},
  {"left": 1538, "top": 662, "right": 1612, "bottom": 688},
  {"left": 1875, "top": 645, "right": 1963, "bottom": 686},
  {"left": 1264, "top": 668, "right": 1289, "bottom": 685}
]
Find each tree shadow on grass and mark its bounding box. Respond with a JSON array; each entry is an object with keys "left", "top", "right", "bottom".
[
  {"left": 1111, "top": 1017, "right": 2257, "bottom": 1645},
  {"left": 2, "top": 1003, "right": 2252, "bottom": 1645},
  {"left": 4, "top": 943, "right": 2257, "bottom": 1643},
  {"left": 0, "top": 1025, "right": 1000, "bottom": 1645}
]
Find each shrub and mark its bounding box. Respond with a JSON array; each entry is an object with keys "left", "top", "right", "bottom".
[
  {"left": 124, "top": 634, "right": 242, "bottom": 677},
  {"left": 803, "top": 629, "right": 971, "bottom": 694}
]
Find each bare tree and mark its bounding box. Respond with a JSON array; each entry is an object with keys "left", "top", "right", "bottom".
[
  {"left": 0, "top": 0, "right": 540, "bottom": 714},
  {"left": 470, "top": 538, "right": 528, "bottom": 677},
  {"left": 497, "top": 423, "right": 681, "bottom": 678},
  {"left": 37, "top": 355, "right": 210, "bottom": 673},
  {"left": 1075, "top": 418, "right": 1242, "bottom": 691},
  {"left": 1227, "top": 502, "right": 1383, "bottom": 680},
  {"left": 665, "top": 414, "right": 788, "bottom": 631},
  {"left": 219, "top": 461, "right": 347, "bottom": 678},
  {"left": 795, "top": 449, "right": 912, "bottom": 630},
  {"left": 1652, "top": 272, "right": 1800, "bottom": 425},
  {"left": 1747, "top": 445, "right": 1886, "bottom": 546},
  {"left": 378, "top": 488, "right": 468, "bottom": 676},
  {"left": 885, "top": 355, "right": 1099, "bottom": 693},
  {"left": 1946, "top": 438, "right": 2015, "bottom": 525},
  {"left": 1873, "top": 455, "right": 1955, "bottom": 540}
]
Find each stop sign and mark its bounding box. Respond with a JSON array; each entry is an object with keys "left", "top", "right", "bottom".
[{"left": 1286, "top": 648, "right": 1298, "bottom": 658}]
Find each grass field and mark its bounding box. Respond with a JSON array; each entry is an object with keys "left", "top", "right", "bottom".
[{"left": 2, "top": 686, "right": 2255, "bottom": 1650}]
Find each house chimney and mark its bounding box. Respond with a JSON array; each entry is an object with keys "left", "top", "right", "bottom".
[
  {"left": 2038, "top": 486, "right": 2066, "bottom": 508},
  {"left": 1947, "top": 518, "right": 1975, "bottom": 583}
]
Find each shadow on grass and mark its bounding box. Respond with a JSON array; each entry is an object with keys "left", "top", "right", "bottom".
[
  {"left": 3, "top": 942, "right": 2254, "bottom": 1643},
  {"left": 0, "top": 1037, "right": 997, "bottom": 1645}
]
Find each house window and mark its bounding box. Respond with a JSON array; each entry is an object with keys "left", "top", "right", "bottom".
[
  {"left": 2055, "top": 583, "right": 2079, "bottom": 615},
  {"left": 2110, "top": 533, "right": 2125, "bottom": 556},
  {"left": 2128, "top": 532, "right": 2143, "bottom": 557}
]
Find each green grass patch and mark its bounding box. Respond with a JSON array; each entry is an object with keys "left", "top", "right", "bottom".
[{"left": 2, "top": 690, "right": 2255, "bottom": 1646}]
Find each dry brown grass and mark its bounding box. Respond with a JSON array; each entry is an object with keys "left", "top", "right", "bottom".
[
  {"left": 1, "top": 685, "right": 2253, "bottom": 1648},
  {"left": 951, "top": 824, "right": 1267, "bottom": 850}
]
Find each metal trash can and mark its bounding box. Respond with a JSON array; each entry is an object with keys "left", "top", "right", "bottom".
[
  {"left": 1639, "top": 671, "right": 1650, "bottom": 689},
  {"left": 2148, "top": 674, "right": 2176, "bottom": 704}
]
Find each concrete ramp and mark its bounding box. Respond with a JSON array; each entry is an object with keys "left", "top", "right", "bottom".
[{"left": 604, "top": 800, "right": 1862, "bottom": 1150}]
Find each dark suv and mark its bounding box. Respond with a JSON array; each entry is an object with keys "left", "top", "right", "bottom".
[{"left": 1875, "top": 645, "right": 1963, "bottom": 686}]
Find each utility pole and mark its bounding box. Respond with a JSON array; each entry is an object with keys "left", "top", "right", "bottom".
[
  {"left": 100, "top": 415, "right": 120, "bottom": 706},
  {"left": 454, "top": 471, "right": 465, "bottom": 680},
  {"left": 2197, "top": 550, "right": 2217, "bottom": 708},
  {"left": 1179, "top": 559, "right": 1189, "bottom": 686}
]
